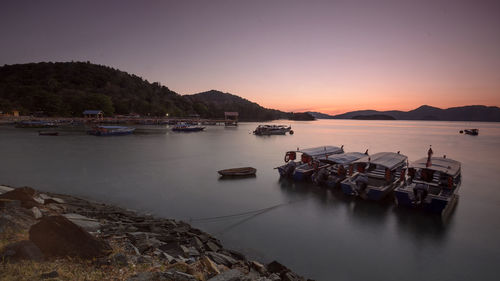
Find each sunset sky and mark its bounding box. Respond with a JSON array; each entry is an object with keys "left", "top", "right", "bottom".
[{"left": 1, "top": 0, "right": 499, "bottom": 114}]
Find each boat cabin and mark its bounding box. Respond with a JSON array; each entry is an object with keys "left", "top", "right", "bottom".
[{"left": 279, "top": 146, "right": 344, "bottom": 180}]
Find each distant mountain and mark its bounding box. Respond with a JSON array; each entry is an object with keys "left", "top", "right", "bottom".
[
  {"left": 309, "top": 105, "right": 500, "bottom": 122},
  {"left": 352, "top": 114, "right": 396, "bottom": 120},
  {"left": 185, "top": 90, "right": 289, "bottom": 121}
]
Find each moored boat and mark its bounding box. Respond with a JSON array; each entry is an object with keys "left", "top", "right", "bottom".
[
  {"left": 253, "top": 125, "right": 293, "bottom": 135},
  {"left": 218, "top": 167, "right": 257, "bottom": 177},
  {"left": 312, "top": 151, "right": 367, "bottom": 187},
  {"left": 394, "top": 152, "right": 461, "bottom": 215},
  {"left": 463, "top": 128, "right": 479, "bottom": 135},
  {"left": 172, "top": 123, "right": 205, "bottom": 132},
  {"left": 276, "top": 146, "right": 344, "bottom": 181},
  {"left": 87, "top": 125, "right": 135, "bottom": 136},
  {"left": 38, "top": 131, "right": 59, "bottom": 136},
  {"left": 340, "top": 152, "right": 407, "bottom": 200},
  {"left": 15, "top": 120, "right": 58, "bottom": 128}
]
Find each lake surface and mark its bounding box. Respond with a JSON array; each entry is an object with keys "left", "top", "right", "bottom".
[{"left": 1, "top": 120, "right": 499, "bottom": 281}]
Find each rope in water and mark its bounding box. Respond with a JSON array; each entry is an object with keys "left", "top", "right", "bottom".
[{"left": 188, "top": 200, "right": 303, "bottom": 223}]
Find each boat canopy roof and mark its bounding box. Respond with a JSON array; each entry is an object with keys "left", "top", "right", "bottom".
[
  {"left": 410, "top": 157, "right": 461, "bottom": 176},
  {"left": 293, "top": 146, "right": 344, "bottom": 158},
  {"left": 318, "top": 152, "right": 366, "bottom": 164},
  {"left": 354, "top": 152, "right": 407, "bottom": 170}
]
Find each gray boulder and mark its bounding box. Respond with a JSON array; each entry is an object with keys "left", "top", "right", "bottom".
[{"left": 0, "top": 240, "right": 44, "bottom": 262}]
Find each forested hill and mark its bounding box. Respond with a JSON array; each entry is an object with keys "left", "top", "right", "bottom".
[{"left": 0, "top": 62, "right": 311, "bottom": 121}]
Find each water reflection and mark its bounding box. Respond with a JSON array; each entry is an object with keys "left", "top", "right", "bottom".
[{"left": 277, "top": 177, "right": 453, "bottom": 243}]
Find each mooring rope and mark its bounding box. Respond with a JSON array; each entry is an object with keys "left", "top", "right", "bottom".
[{"left": 188, "top": 199, "right": 303, "bottom": 223}]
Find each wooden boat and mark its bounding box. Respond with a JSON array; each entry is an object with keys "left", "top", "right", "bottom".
[
  {"left": 39, "top": 131, "right": 59, "bottom": 136},
  {"left": 340, "top": 152, "right": 407, "bottom": 200},
  {"left": 395, "top": 154, "right": 461, "bottom": 215},
  {"left": 253, "top": 125, "right": 293, "bottom": 135},
  {"left": 87, "top": 125, "right": 135, "bottom": 136},
  {"left": 218, "top": 167, "right": 257, "bottom": 177},
  {"left": 311, "top": 152, "right": 367, "bottom": 187},
  {"left": 276, "top": 146, "right": 344, "bottom": 181},
  {"left": 172, "top": 123, "right": 205, "bottom": 132}
]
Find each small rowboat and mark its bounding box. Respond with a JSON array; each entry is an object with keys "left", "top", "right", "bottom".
[
  {"left": 218, "top": 167, "right": 257, "bottom": 177},
  {"left": 39, "top": 131, "right": 59, "bottom": 136}
]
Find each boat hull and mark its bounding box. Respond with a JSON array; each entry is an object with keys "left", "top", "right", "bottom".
[
  {"left": 218, "top": 167, "right": 257, "bottom": 177},
  {"left": 395, "top": 188, "right": 457, "bottom": 214},
  {"left": 172, "top": 127, "right": 205, "bottom": 132},
  {"left": 87, "top": 129, "right": 135, "bottom": 136}
]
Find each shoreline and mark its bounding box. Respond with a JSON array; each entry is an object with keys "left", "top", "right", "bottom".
[{"left": 0, "top": 185, "right": 311, "bottom": 281}]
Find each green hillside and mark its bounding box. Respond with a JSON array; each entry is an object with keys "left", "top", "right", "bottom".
[{"left": 0, "top": 62, "right": 313, "bottom": 121}]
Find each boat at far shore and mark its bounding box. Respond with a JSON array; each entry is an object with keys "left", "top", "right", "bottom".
[
  {"left": 253, "top": 125, "right": 293, "bottom": 135},
  {"left": 87, "top": 125, "right": 135, "bottom": 136},
  {"left": 218, "top": 167, "right": 257, "bottom": 177},
  {"left": 460, "top": 128, "right": 479, "bottom": 135},
  {"left": 172, "top": 123, "right": 205, "bottom": 132}
]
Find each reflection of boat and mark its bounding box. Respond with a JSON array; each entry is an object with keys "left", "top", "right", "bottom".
[
  {"left": 462, "top": 128, "right": 479, "bottom": 135},
  {"left": 15, "top": 121, "right": 58, "bottom": 128},
  {"left": 395, "top": 155, "right": 461, "bottom": 215},
  {"left": 341, "top": 152, "right": 407, "bottom": 200},
  {"left": 218, "top": 167, "right": 257, "bottom": 177},
  {"left": 87, "top": 126, "right": 135, "bottom": 136},
  {"left": 312, "top": 152, "right": 367, "bottom": 187},
  {"left": 38, "top": 131, "right": 59, "bottom": 136},
  {"left": 253, "top": 125, "right": 293, "bottom": 135},
  {"left": 172, "top": 123, "right": 205, "bottom": 132},
  {"left": 276, "top": 146, "right": 344, "bottom": 181}
]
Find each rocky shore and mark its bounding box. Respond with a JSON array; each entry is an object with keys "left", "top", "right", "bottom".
[{"left": 0, "top": 185, "right": 311, "bottom": 281}]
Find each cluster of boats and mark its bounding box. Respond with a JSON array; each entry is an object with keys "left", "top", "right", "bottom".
[
  {"left": 253, "top": 125, "right": 293, "bottom": 135},
  {"left": 276, "top": 146, "right": 461, "bottom": 215}
]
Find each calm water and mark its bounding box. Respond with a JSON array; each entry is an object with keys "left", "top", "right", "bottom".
[{"left": 1, "top": 120, "right": 499, "bottom": 281}]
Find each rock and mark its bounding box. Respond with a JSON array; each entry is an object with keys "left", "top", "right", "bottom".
[
  {"left": 192, "top": 236, "right": 204, "bottom": 250},
  {"left": 163, "top": 271, "right": 197, "bottom": 281},
  {"left": 200, "top": 255, "right": 221, "bottom": 276},
  {"left": 206, "top": 269, "right": 243, "bottom": 281},
  {"left": 0, "top": 240, "right": 45, "bottom": 262},
  {"left": 0, "top": 187, "right": 38, "bottom": 208},
  {"left": 0, "top": 199, "right": 21, "bottom": 209},
  {"left": 268, "top": 273, "right": 281, "bottom": 281},
  {"left": 206, "top": 251, "right": 238, "bottom": 267},
  {"left": 159, "top": 242, "right": 189, "bottom": 257},
  {"left": 124, "top": 242, "right": 141, "bottom": 255},
  {"left": 205, "top": 241, "right": 220, "bottom": 252},
  {"left": 187, "top": 246, "right": 200, "bottom": 257},
  {"left": 29, "top": 215, "right": 112, "bottom": 258},
  {"left": 251, "top": 260, "right": 267, "bottom": 275},
  {"left": 112, "top": 252, "right": 128, "bottom": 266},
  {"left": 40, "top": 270, "right": 59, "bottom": 279},
  {"left": 281, "top": 272, "right": 302, "bottom": 281},
  {"left": 44, "top": 197, "right": 65, "bottom": 204},
  {"left": 224, "top": 249, "right": 246, "bottom": 261},
  {"left": 62, "top": 213, "right": 101, "bottom": 232},
  {"left": 126, "top": 272, "right": 166, "bottom": 281},
  {"left": 267, "top": 261, "right": 289, "bottom": 275},
  {"left": 0, "top": 185, "right": 14, "bottom": 194},
  {"left": 31, "top": 206, "right": 43, "bottom": 219}
]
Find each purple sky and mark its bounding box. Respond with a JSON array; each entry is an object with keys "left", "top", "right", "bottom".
[{"left": 1, "top": 0, "right": 499, "bottom": 113}]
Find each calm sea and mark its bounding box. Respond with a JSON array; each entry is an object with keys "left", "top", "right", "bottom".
[{"left": 1, "top": 120, "right": 499, "bottom": 281}]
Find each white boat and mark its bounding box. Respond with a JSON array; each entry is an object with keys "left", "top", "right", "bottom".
[
  {"left": 276, "top": 146, "right": 344, "bottom": 181},
  {"left": 394, "top": 155, "right": 461, "bottom": 215},
  {"left": 253, "top": 125, "right": 292, "bottom": 135},
  {"left": 340, "top": 152, "right": 407, "bottom": 200}
]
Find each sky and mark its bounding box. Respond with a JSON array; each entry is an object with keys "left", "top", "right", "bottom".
[{"left": 1, "top": 0, "right": 499, "bottom": 114}]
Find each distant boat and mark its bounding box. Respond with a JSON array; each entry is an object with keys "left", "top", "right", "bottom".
[
  {"left": 218, "top": 167, "right": 257, "bottom": 177},
  {"left": 38, "top": 131, "right": 59, "bottom": 136},
  {"left": 253, "top": 125, "right": 293, "bottom": 135},
  {"left": 87, "top": 125, "right": 135, "bottom": 136},
  {"left": 395, "top": 155, "right": 461, "bottom": 215},
  {"left": 340, "top": 152, "right": 408, "bottom": 200},
  {"left": 463, "top": 129, "right": 479, "bottom": 135},
  {"left": 172, "top": 123, "right": 205, "bottom": 132},
  {"left": 15, "top": 120, "right": 58, "bottom": 128},
  {"left": 276, "top": 146, "right": 344, "bottom": 181}
]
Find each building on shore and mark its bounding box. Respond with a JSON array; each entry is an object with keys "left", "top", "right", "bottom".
[
  {"left": 224, "top": 112, "right": 238, "bottom": 126},
  {"left": 83, "top": 110, "right": 104, "bottom": 120}
]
